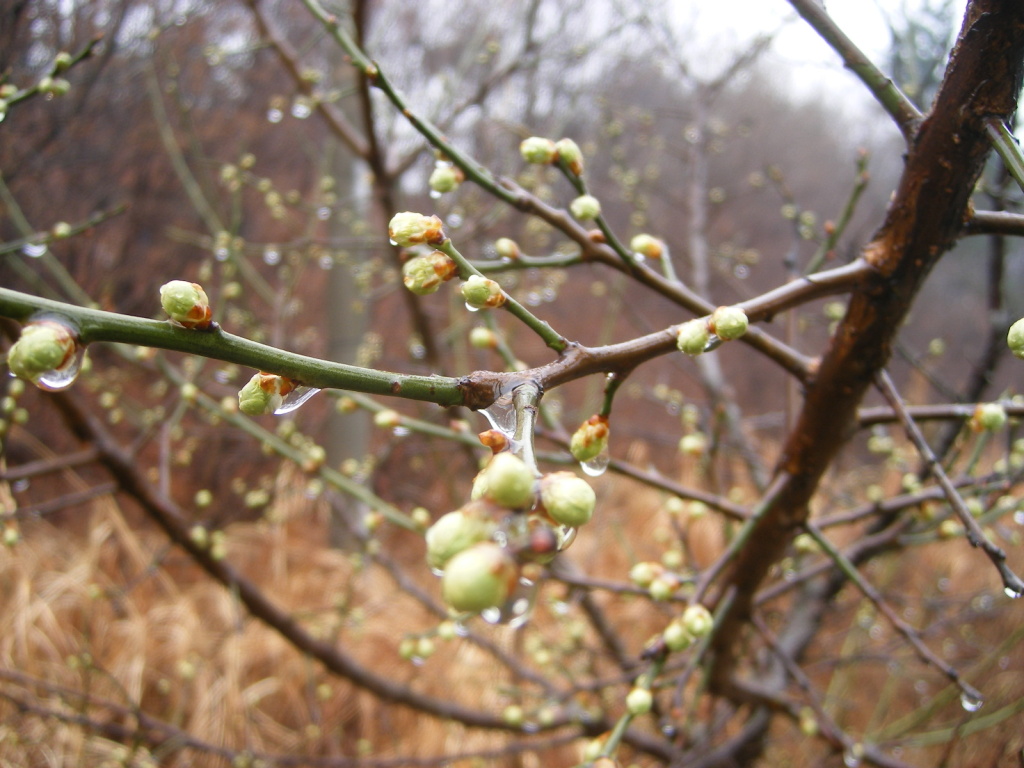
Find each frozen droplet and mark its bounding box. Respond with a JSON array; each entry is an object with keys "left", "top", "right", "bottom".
[
  {"left": 318, "top": 255, "right": 334, "bottom": 270},
  {"left": 633, "top": 251, "right": 646, "bottom": 264},
  {"left": 464, "top": 302, "right": 480, "bottom": 312},
  {"left": 263, "top": 247, "right": 281, "bottom": 265},
  {"left": 1004, "top": 584, "right": 1023, "bottom": 599},
  {"left": 1013, "top": 510, "right": 1024, "bottom": 525},
  {"left": 555, "top": 525, "right": 577, "bottom": 551},
  {"left": 274, "top": 386, "right": 321, "bottom": 415},
  {"left": 481, "top": 583, "right": 536, "bottom": 627},
  {"left": 266, "top": 108, "right": 283, "bottom": 123},
  {"left": 481, "top": 607, "right": 501, "bottom": 624},
  {"left": 960, "top": 690, "right": 984, "bottom": 712},
  {"left": 409, "top": 341, "right": 426, "bottom": 360},
  {"left": 453, "top": 620, "right": 469, "bottom": 637},
  {"left": 35, "top": 347, "right": 83, "bottom": 392},
  {"left": 580, "top": 447, "right": 610, "bottom": 477},
  {"left": 429, "top": 189, "right": 442, "bottom": 199},
  {"left": 22, "top": 242, "right": 48, "bottom": 258}
]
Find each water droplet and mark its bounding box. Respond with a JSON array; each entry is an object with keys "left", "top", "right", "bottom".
[
  {"left": 660, "top": 723, "right": 677, "bottom": 738},
  {"left": 35, "top": 347, "right": 83, "bottom": 392},
  {"left": 453, "top": 621, "right": 469, "bottom": 637},
  {"left": 392, "top": 426, "right": 411, "bottom": 437},
  {"left": 464, "top": 302, "right": 480, "bottom": 313},
  {"left": 317, "top": 206, "right": 331, "bottom": 220},
  {"left": 633, "top": 251, "right": 646, "bottom": 264},
  {"left": 448, "top": 213, "right": 463, "bottom": 228},
  {"left": 1013, "top": 510, "right": 1024, "bottom": 525},
  {"left": 429, "top": 189, "right": 442, "bottom": 199},
  {"left": 525, "top": 291, "right": 542, "bottom": 306},
  {"left": 22, "top": 242, "right": 48, "bottom": 258},
  {"left": 263, "top": 247, "right": 281, "bottom": 265},
  {"left": 843, "top": 744, "right": 863, "bottom": 768},
  {"left": 430, "top": 566, "right": 445, "bottom": 577},
  {"left": 960, "top": 690, "right": 984, "bottom": 712},
  {"left": 580, "top": 447, "right": 610, "bottom": 477},
  {"left": 318, "top": 255, "right": 334, "bottom": 270},
  {"left": 481, "top": 392, "right": 516, "bottom": 436},
  {"left": 702, "top": 334, "right": 724, "bottom": 353},
  {"left": 388, "top": 238, "right": 398, "bottom": 246},
  {"left": 481, "top": 607, "right": 501, "bottom": 624},
  {"left": 274, "top": 386, "right": 321, "bottom": 415},
  {"left": 214, "top": 247, "right": 230, "bottom": 262},
  {"left": 555, "top": 525, "right": 577, "bottom": 551},
  {"left": 266, "top": 108, "right": 283, "bottom": 123},
  {"left": 522, "top": 722, "right": 539, "bottom": 734},
  {"left": 1004, "top": 584, "right": 1023, "bottom": 599},
  {"left": 291, "top": 100, "right": 311, "bottom": 119},
  {"left": 733, "top": 264, "right": 750, "bottom": 279}
]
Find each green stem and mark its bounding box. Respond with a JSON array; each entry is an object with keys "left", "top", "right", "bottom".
[
  {"left": 0, "top": 286, "right": 469, "bottom": 407},
  {"left": 986, "top": 118, "right": 1024, "bottom": 196}
]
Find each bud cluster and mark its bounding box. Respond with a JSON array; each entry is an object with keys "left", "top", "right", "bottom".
[
  {"left": 676, "top": 306, "right": 749, "bottom": 356},
  {"left": 426, "top": 451, "right": 598, "bottom": 615}
]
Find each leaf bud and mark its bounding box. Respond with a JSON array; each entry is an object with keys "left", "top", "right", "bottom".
[
  {"left": 569, "top": 194, "right": 601, "bottom": 221},
  {"left": 970, "top": 402, "right": 1007, "bottom": 432},
  {"left": 555, "top": 138, "right": 584, "bottom": 175},
  {"left": 502, "top": 704, "right": 525, "bottom": 727},
  {"left": 482, "top": 452, "right": 536, "bottom": 509},
  {"left": 1008, "top": 317, "right": 1024, "bottom": 358},
  {"left": 373, "top": 409, "right": 401, "bottom": 429},
  {"left": 625, "top": 686, "right": 653, "bottom": 716},
  {"left": 388, "top": 211, "right": 445, "bottom": 247},
  {"left": 237, "top": 372, "right": 296, "bottom": 416},
  {"left": 461, "top": 275, "right": 506, "bottom": 309},
  {"left": 469, "top": 326, "right": 498, "bottom": 349},
  {"left": 570, "top": 415, "right": 609, "bottom": 463},
  {"left": 519, "top": 136, "right": 558, "bottom": 164},
  {"left": 539, "top": 471, "right": 596, "bottom": 527},
  {"left": 681, "top": 603, "right": 714, "bottom": 638},
  {"left": 425, "top": 508, "right": 496, "bottom": 570},
  {"left": 630, "top": 233, "right": 664, "bottom": 260},
  {"left": 478, "top": 429, "right": 509, "bottom": 453},
  {"left": 709, "top": 305, "right": 748, "bottom": 341},
  {"left": 441, "top": 542, "right": 518, "bottom": 612},
  {"left": 662, "top": 619, "right": 693, "bottom": 652},
  {"left": 54, "top": 51, "right": 73, "bottom": 72},
  {"left": 51, "top": 221, "right": 73, "bottom": 239},
  {"left": 676, "top": 318, "right": 709, "bottom": 356},
  {"left": 160, "top": 280, "right": 213, "bottom": 330},
  {"left": 7, "top": 320, "right": 78, "bottom": 386},
  {"left": 494, "top": 237, "right": 520, "bottom": 260},
  {"left": 402, "top": 251, "right": 458, "bottom": 295},
  {"left": 428, "top": 163, "right": 463, "bottom": 194},
  {"left": 629, "top": 561, "right": 660, "bottom": 588}
]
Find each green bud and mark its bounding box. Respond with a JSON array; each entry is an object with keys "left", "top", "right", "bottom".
[
  {"left": 662, "top": 619, "right": 693, "bottom": 652},
  {"left": 519, "top": 136, "right": 558, "bottom": 164},
  {"left": 425, "top": 508, "right": 496, "bottom": 570},
  {"left": 629, "top": 561, "right": 659, "bottom": 588},
  {"left": 1008, "top": 318, "right": 1024, "bottom": 358},
  {"left": 502, "top": 704, "right": 525, "bottom": 727},
  {"left": 483, "top": 452, "right": 535, "bottom": 509},
  {"left": 51, "top": 221, "right": 72, "bottom": 239},
  {"left": 469, "top": 326, "right": 498, "bottom": 349},
  {"left": 238, "top": 372, "right": 295, "bottom": 416},
  {"left": 373, "top": 409, "right": 401, "bottom": 429},
  {"left": 54, "top": 52, "right": 73, "bottom": 72},
  {"left": 429, "top": 164, "right": 463, "bottom": 194},
  {"left": 494, "top": 237, "right": 520, "bottom": 260},
  {"left": 676, "top": 318, "right": 709, "bottom": 355},
  {"left": 7, "top": 320, "right": 78, "bottom": 385},
  {"left": 681, "top": 603, "right": 714, "bottom": 637},
  {"left": 625, "top": 687, "right": 653, "bottom": 716},
  {"left": 569, "top": 194, "right": 601, "bottom": 221},
  {"left": 630, "top": 233, "right": 664, "bottom": 260},
  {"left": 555, "top": 138, "right": 584, "bottom": 175},
  {"left": 388, "top": 211, "right": 445, "bottom": 247},
  {"left": 402, "top": 251, "right": 457, "bottom": 295},
  {"left": 539, "top": 472, "right": 596, "bottom": 527},
  {"left": 570, "top": 415, "right": 609, "bottom": 463},
  {"left": 971, "top": 402, "right": 1007, "bottom": 432},
  {"left": 159, "top": 280, "right": 212, "bottom": 329},
  {"left": 710, "top": 305, "right": 748, "bottom": 341},
  {"left": 461, "top": 275, "right": 505, "bottom": 309},
  {"left": 441, "top": 542, "right": 518, "bottom": 613}
]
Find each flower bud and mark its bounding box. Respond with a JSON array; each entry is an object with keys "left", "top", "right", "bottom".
[
  {"left": 429, "top": 164, "right": 463, "bottom": 194},
  {"left": 469, "top": 326, "right": 498, "bottom": 349},
  {"left": 388, "top": 211, "right": 445, "bottom": 247},
  {"left": 478, "top": 429, "right": 509, "bottom": 453},
  {"left": 51, "top": 221, "right": 73, "bottom": 239},
  {"left": 482, "top": 452, "right": 535, "bottom": 509},
  {"left": 629, "top": 561, "right": 659, "bottom": 588},
  {"left": 662, "top": 619, "right": 693, "bottom": 652},
  {"left": 681, "top": 603, "right": 714, "bottom": 638},
  {"left": 494, "top": 237, "right": 520, "bottom": 260},
  {"left": 7, "top": 320, "right": 78, "bottom": 385},
  {"left": 519, "top": 136, "right": 558, "bottom": 164},
  {"left": 555, "top": 138, "right": 584, "bottom": 175},
  {"left": 630, "top": 233, "right": 664, "bottom": 260},
  {"left": 570, "top": 415, "right": 609, "bottom": 463},
  {"left": 238, "top": 372, "right": 296, "bottom": 416},
  {"left": 461, "top": 275, "right": 506, "bottom": 309},
  {"left": 971, "top": 402, "right": 1007, "bottom": 432},
  {"left": 374, "top": 409, "right": 401, "bottom": 429},
  {"left": 160, "top": 280, "right": 213, "bottom": 330},
  {"left": 1008, "top": 318, "right": 1024, "bottom": 358},
  {"left": 676, "top": 318, "right": 709, "bottom": 355},
  {"left": 425, "top": 508, "right": 496, "bottom": 570},
  {"left": 625, "top": 687, "right": 653, "bottom": 716},
  {"left": 569, "top": 194, "right": 601, "bottom": 221},
  {"left": 441, "top": 542, "right": 518, "bottom": 612},
  {"left": 402, "top": 251, "right": 458, "bottom": 295},
  {"left": 502, "top": 704, "right": 525, "bottom": 727},
  {"left": 539, "top": 471, "right": 596, "bottom": 527},
  {"left": 709, "top": 306, "right": 748, "bottom": 341}
]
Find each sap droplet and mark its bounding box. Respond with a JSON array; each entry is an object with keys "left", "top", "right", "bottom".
[
  {"left": 266, "top": 108, "right": 283, "bottom": 123},
  {"left": 580, "top": 447, "right": 610, "bottom": 477},
  {"left": 35, "top": 347, "right": 84, "bottom": 392},
  {"left": 274, "top": 386, "right": 321, "bottom": 415},
  {"left": 22, "top": 242, "right": 48, "bottom": 258},
  {"left": 1004, "top": 584, "right": 1023, "bottom": 599},
  {"left": 960, "top": 690, "right": 984, "bottom": 712}
]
